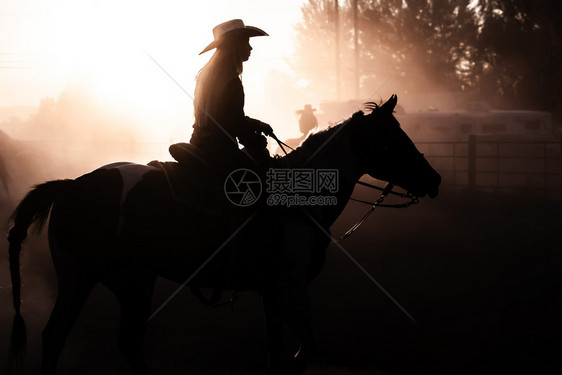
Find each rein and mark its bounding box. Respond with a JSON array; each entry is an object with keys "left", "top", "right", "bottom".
[
  {"left": 351, "top": 180, "right": 419, "bottom": 208},
  {"left": 270, "top": 132, "right": 295, "bottom": 155},
  {"left": 342, "top": 181, "right": 419, "bottom": 240}
]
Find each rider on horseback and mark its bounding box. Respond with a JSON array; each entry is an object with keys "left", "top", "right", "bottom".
[{"left": 187, "top": 19, "right": 273, "bottom": 168}]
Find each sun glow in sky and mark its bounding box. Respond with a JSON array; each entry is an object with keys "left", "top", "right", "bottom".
[{"left": 1, "top": 0, "right": 307, "bottom": 142}]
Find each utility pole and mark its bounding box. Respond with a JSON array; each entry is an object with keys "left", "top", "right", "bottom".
[
  {"left": 353, "top": 0, "right": 359, "bottom": 99},
  {"left": 335, "top": 0, "right": 341, "bottom": 100}
]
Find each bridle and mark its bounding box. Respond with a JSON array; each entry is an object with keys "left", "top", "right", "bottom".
[{"left": 270, "top": 132, "right": 420, "bottom": 240}]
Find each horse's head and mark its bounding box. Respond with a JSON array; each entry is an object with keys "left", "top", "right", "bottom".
[{"left": 349, "top": 94, "right": 441, "bottom": 198}]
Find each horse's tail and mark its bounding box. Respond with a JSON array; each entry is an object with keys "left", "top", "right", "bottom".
[{"left": 7, "top": 179, "right": 73, "bottom": 374}]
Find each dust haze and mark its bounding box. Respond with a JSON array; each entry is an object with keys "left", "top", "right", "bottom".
[{"left": 2, "top": 0, "right": 562, "bottom": 374}]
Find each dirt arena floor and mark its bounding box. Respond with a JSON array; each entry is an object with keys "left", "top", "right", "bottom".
[{"left": 1, "top": 186, "right": 561, "bottom": 374}]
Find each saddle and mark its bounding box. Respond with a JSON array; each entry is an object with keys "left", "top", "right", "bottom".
[
  {"left": 147, "top": 143, "right": 230, "bottom": 215},
  {"left": 148, "top": 142, "right": 268, "bottom": 216},
  {"left": 168, "top": 142, "right": 216, "bottom": 169}
]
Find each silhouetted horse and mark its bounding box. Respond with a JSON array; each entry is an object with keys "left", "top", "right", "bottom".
[{"left": 8, "top": 95, "right": 440, "bottom": 375}]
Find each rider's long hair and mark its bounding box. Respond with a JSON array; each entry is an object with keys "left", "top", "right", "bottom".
[{"left": 194, "top": 33, "right": 247, "bottom": 125}]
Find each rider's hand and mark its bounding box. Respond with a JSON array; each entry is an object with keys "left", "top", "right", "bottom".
[
  {"left": 247, "top": 117, "right": 273, "bottom": 136},
  {"left": 258, "top": 122, "right": 274, "bottom": 137}
]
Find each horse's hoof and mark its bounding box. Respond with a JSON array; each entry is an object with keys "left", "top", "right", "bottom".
[
  {"left": 287, "top": 357, "right": 307, "bottom": 374},
  {"left": 267, "top": 358, "right": 307, "bottom": 375}
]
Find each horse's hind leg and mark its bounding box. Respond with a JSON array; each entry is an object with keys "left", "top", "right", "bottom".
[
  {"left": 41, "top": 250, "right": 96, "bottom": 375},
  {"left": 106, "top": 274, "right": 155, "bottom": 375}
]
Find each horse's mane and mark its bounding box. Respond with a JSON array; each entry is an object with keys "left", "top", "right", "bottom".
[
  {"left": 300, "top": 102, "right": 386, "bottom": 150},
  {"left": 278, "top": 109, "right": 366, "bottom": 166},
  {"left": 279, "top": 101, "right": 389, "bottom": 166},
  {"left": 300, "top": 121, "right": 345, "bottom": 149}
]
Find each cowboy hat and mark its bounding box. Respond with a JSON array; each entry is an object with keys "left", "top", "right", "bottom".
[
  {"left": 199, "top": 19, "right": 268, "bottom": 55},
  {"left": 297, "top": 104, "right": 316, "bottom": 114}
]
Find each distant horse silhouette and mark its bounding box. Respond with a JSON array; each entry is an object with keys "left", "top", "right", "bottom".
[
  {"left": 0, "top": 130, "right": 13, "bottom": 200},
  {"left": 8, "top": 95, "right": 440, "bottom": 375},
  {"left": 0, "top": 153, "right": 10, "bottom": 199}
]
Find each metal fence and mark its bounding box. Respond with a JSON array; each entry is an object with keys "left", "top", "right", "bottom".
[{"left": 417, "top": 135, "right": 562, "bottom": 197}]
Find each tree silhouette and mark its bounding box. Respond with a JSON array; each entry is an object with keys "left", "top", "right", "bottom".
[
  {"left": 293, "top": 0, "right": 478, "bottom": 100},
  {"left": 293, "top": 0, "right": 562, "bottom": 122},
  {"left": 475, "top": 0, "right": 562, "bottom": 113}
]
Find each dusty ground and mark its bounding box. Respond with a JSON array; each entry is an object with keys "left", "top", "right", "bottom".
[{"left": 1, "top": 186, "right": 561, "bottom": 374}]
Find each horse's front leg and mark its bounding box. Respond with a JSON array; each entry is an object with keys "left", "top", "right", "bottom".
[
  {"left": 263, "top": 278, "right": 315, "bottom": 374},
  {"left": 263, "top": 218, "right": 317, "bottom": 374},
  {"left": 263, "top": 291, "right": 285, "bottom": 370}
]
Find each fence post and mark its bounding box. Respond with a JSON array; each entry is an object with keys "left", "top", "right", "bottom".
[{"left": 468, "top": 135, "right": 477, "bottom": 188}]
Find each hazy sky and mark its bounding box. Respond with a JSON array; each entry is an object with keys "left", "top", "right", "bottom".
[{"left": 1, "top": 0, "right": 308, "bottom": 140}]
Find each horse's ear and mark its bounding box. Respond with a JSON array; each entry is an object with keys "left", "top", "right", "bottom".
[{"left": 381, "top": 94, "right": 398, "bottom": 113}]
